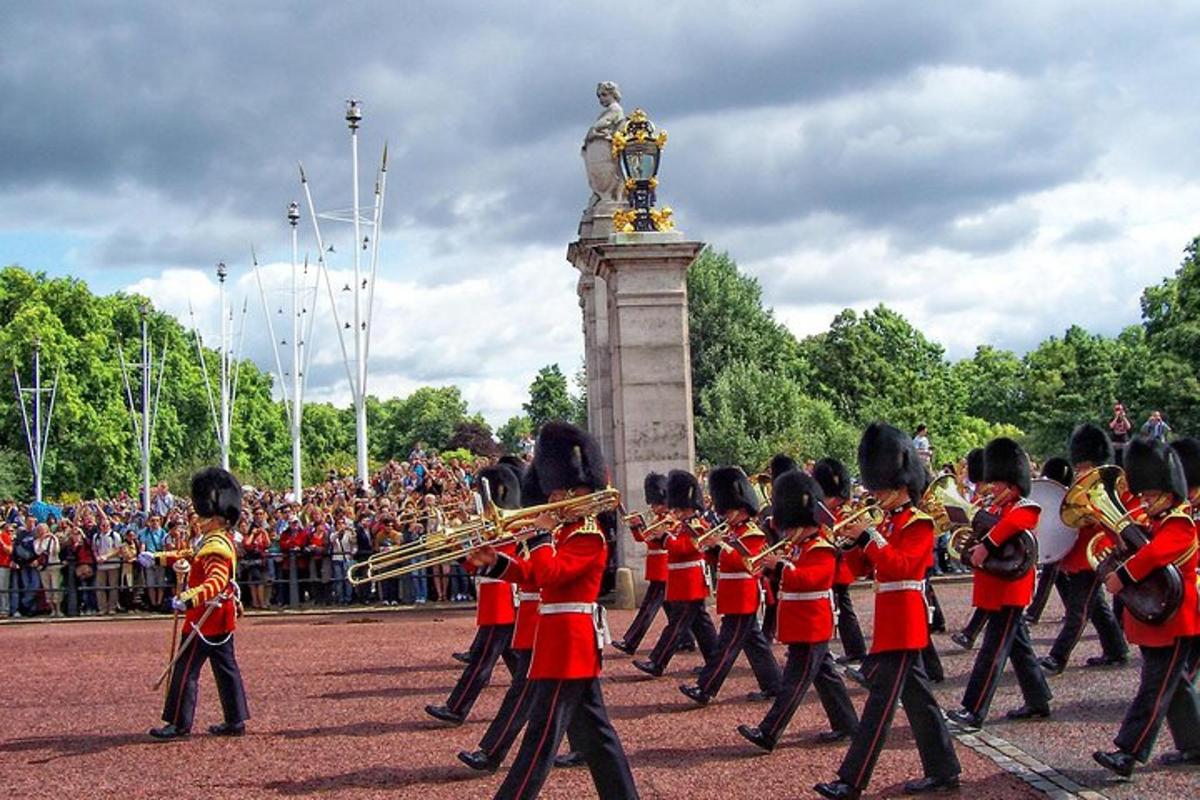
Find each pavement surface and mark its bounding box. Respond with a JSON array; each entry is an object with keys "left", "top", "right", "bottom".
[{"left": 0, "top": 582, "right": 1194, "bottom": 799}]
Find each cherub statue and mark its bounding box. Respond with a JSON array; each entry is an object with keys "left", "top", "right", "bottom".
[{"left": 581, "top": 80, "right": 626, "bottom": 211}]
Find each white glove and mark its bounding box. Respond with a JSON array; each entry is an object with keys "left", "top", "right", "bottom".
[
  {"left": 137, "top": 551, "right": 156, "bottom": 568},
  {"left": 171, "top": 596, "right": 188, "bottom": 613}
]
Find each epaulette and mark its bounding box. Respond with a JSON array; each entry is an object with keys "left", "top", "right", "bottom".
[
  {"left": 899, "top": 508, "right": 934, "bottom": 530},
  {"left": 808, "top": 535, "right": 836, "bottom": 551},
  {"left": 738, "top": 521, "right": 766, "bottom": 541},
  {"left": 1163, "top": 505, "right": 1196, "bottom": 524},
  {"left": 196, "top": 531, "right": 236, "bottom": 562},
  {"left": 562, "top": 516, "right": 605, "bottom": 541}
]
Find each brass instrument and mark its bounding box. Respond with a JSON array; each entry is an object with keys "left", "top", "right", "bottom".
[
  {"left": 750, "top": 472, "right": 773, "bottom": 504},
  {"left": 347, "top": 486, "right": 622, "bottom": 585},
  {"left": 925, "top": 475, "right": 1034, "bottom": 578},
  {"left": 1061, "top": 466, "right": 1184, "bottom": 624},
  {"left": 624, "top": 509, "right": 674, "bottom": 540},
  {"left": 825, "top": 498, "right": 885, "bottom": 551}
]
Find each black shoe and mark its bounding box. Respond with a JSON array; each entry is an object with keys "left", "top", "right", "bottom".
[
  {"left": 553, "top": 750, "right": 586, "bottom": 768},
  {"left": 457, "top": 749, "right": 499, "bottom": 773},
  {"left": 844, "top": 666, "right": 868, "bottom": 687},
  {"left": 424, "top": 704, "right": 466, "bottom": 725},
  {"left": 736, "top": 724, "right": 775, "bottom": 752},
  {"left": 1005, "top": 704, "right": 1050, "bottom": 721},
  {"left": 816, "top": 728, "right": 854, "bottom": 744},
  {"left": 928, "top": 671, "right": 945, "bottom": 685},
  {"left": 632, "top": 659, "right": 663, "bottom": 678},
  {"left": 1085, "top": 653, "right": 1129, "bottom": 668},
  {"left": 690, "top": 664, "right": 704, "bottom": 676},
  {"left": 610, "top": 639, "right": 634, "bottom": 655},
  {"left": 678, "top": 641, "right": 697, "bottom": 653},
  {"left": 745, "top": 690, "right": 775, "bottom": 702},
  {"left": 945, "top": 708, "right": 982, "bottom": 731},
  {"left": 903, "top": 775, "right": 961, "bottom": 794},
  {"left": 679, "top": 684, "right": 711, "bottom": 705},
  {"left": 1158, "top": 749, "right": 1200, "bottom": 767},
  {"left": 1038, "top": 655, "right": 1065, "bottom": 675},
  {"left": 149, "top": 724, "right": 190, "bottom": 740},
  {"left": 452, "top": 651, "right": 471, "bottom": 664},
  {"left": 1093, "top": 749, "right": 1135, "bottom": 778},
  {"left": 930, "top": 624, "right": 947, "bottom": 634},
  {"left": 950, "top": 632, "right": 974, "bottom": 651},
  {"left": 207, "top": 722, "right": 245, "bottom": 737},
  {"left": 835, "top": 654, "right": 863, "bottom": 666},
  {"left": 814, "top": 780, "right": 861, "bottom": 800}
]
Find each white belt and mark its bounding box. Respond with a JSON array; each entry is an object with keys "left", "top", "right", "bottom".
[
  {"left": 780, "top": 590, "right": 833, "bottom": 602},
  {"left": 476, "top": 577, "right": 505, "bottom": 585},
  {"left": 518, "top": 592, "right": 541, "bottom": 602},
  {"left": 876, "top": 580, "right": 925, "bottom": 593},
  {"left": 718, "top": 571, "right": 753, "bottom": 580},
  {"left": 539, "top": 602, "right": 597, "bottom": 615},
  {"left": 668, "top": 559, "right": 705, "bottom": 571}
]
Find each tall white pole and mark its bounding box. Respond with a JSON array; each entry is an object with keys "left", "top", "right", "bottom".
[
  {"left": 141, "top": 305, "right": 152, "bottom": 512},
  {"left": 33, "top": 339, "right": 42, "bottom": 503},
  {"left": 347, "top": 99, "right": 369, "bottom": 489},
  {"left": 217, "top": 261, "right": 231, "bottom": 470},
  {"left": 289, "top": 201, "right": 304, "bottom": 502}
]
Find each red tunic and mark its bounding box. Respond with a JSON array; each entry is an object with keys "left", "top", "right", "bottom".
[
  {"left": 715, "top": 521, "right": 766, "bottom": 615},
  {"left": 1059, "top": 521, "right": 1100, "bottom": 574},
  {"left": 632, "top": 512, "right": 670, "bottom": 583},
  {"left": 971, "top": 499, "right": 1040, "bottom": 611},
  {"left": 468, "top": 541, "right": 517, "bottom": 627},
  {"left": 843, "top": 507, "right": 933, "bottom": 653},
  {"left": 1119, "top": 512, "right": 1198, "bottom": 647},
  {"left": 510, "top": 547, "right": 541, "bottom": 651},
  {"left": 500, "top": 519, "right": 607, "bottom": 680},
  {"left": 664, "top": 518, "right": 709, "bottom": 602},
  {"left": 778, "top": 536, "right": 836, "bottom": 644},
  {"left": 829, "top": 506, "right": 855, "bottom": 586},
  {"left": 159, "top": 529, "right": 238, "bottom": 638}
]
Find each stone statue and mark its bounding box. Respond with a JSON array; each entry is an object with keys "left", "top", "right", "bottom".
[{"left": 582, "top": 81, "right": 626, "bottom": 212}]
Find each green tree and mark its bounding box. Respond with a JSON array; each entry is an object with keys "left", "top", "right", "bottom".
[
  {"left": 1136, "top": 236, "right": 1200, "bottom": 433},
  {"left": 497, "top": 415, "right": 533, "bottom": 454},
  {"left": 374, "top": 386, "right": 469, "bottom": 458},
  {"left": 951, "top": 345, "right": 1026, "bottom": 427},
  {"left": 524, "top": 364, "right": 574, "bottom": 429}
]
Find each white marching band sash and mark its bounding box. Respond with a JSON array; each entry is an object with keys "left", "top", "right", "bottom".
[{"left": 875, "top": 579, "right": 933, "bottom": 623}]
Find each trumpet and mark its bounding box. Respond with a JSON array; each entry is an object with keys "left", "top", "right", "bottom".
[
  {"left": 347, "top": 486, "right": 622, "bottom": 585},
  {"left": 745, "top": 500, "right": 882, "bottom": 570},
  {"left": 624, "top": 509, "right": 674, "bottom": 540}
]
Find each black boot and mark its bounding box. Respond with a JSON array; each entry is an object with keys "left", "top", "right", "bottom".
[
  {"left": 1093, "top": 749, "right": 1135, "bottom": 778},
  {"left": 903, "top": 775, "right": 961, "bottom": 794},
  {"left": 553, "top": 750, "right": 586, "bottom": 768},
  {"left": 149, "top": 724, "right": 190, "bottom": 740},
  {"left": 679, "top": 684, "right": 711, "bottom": 705},
  {"left": 451, "top": 651, "right": 471, "bottom": 664},
  {"left": 950, "top": 632, "right": 974, "bottom": 650},
  {"left": 632, "top": 659, "right": 663, "bottom": 677},
  {"left": 424, "top": 704, "right": 466, "bottom": 725},
  {"left": 736, "top": 724, "right": 774, "bottom": 752},
  {"left": 814, "top": 780, "right": 861, "bottom": 799},
  {"left": 208, "top": 721, "right": 245, "bottom": 736},
  {"left": 816, "top": 728, "right": 854, "bottom": 743},
  {"left": 1005, "top": 704, "right": 1051, "bottom": 721},
  {"left": 1085, "top": 653, "right": 1128, "bottom": 668},
  {"left": 610, "top": 639, "right": 634, "bottom": 655},
  {"left": 1158, "top": 749, "right": 1200, "bottom": 767},
  {"left": 1038, "top": 655, "right": 1065, "bottom": 675},
  {"left": 945, "top": 708, "right": 982, "bottom": 731},
  {"left": 457, "top": 749, "right": 499, "bottom": 773}
]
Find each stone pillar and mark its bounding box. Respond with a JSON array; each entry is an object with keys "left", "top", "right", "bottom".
[
  {"left": 568, "top": 241, "right": 616, "bottom": 468},
  {"left": 582, "top": 230, "right": 704, "bottom": 577}
]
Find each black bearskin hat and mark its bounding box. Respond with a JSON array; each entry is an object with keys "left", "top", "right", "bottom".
[
  {"left": 666, "top": 469, "right": 705, "bottom": 511},
  {"left": 520, "top": 465, "right": 547, "bottom": 507},
  {"left": 478, "top": 465, "right": 521, "bottom": 510},
  {"left": 1125, "top": 437, "right": 1187, "bottom": 499},
  {"left": 772, "top": 470, "right": 825, "bottom": 530},
  {"left": 534, "top": 421, "right": 607, "bottom": 495},
  {"left": 966, "top": 448, "right": 985, "bottom": 484},
  {"left": 769, "top": 453, "right": 798, "bottom": 480},
  {"left": 858, "top": 422, "right": 927, "bottom": 498},
  {"left": 1068, "top": 423, "right": 1113, "bottom": 468},
  {"left": 812, "top": 457, "right": 851, "bottom": 501},
  {"left": 1171, "top": 438, "right": 1200, "bottom": 491},
  {"left": 708, "top": 466, "right": 759, "bottom": 515},
  {"left": 191, "top": 467, "right": 243, "bottom": 526},
  {"left": 498, "top": 454, "right": 526, "bottom": 473},
  {"left": 983, "top": 437, "right": 1031, "bottom": 497},
  {"left": 643, "top": 472, "right": 668, "bottom": 506},
  {"left": 1040, "top": 457, "right": 1073, "bottom": 488}
]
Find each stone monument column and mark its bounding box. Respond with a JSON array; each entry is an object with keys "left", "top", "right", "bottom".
[{"left": 570, "top": 261, "right": 616, "bottom": 467}]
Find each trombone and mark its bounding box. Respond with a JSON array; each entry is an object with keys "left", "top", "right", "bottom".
[{"left": 745, "top": 499, "right": 882, "bottom": 571}]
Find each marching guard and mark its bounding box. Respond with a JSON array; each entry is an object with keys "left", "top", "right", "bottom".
[
  {"left": 736, "top": 469, "right": 857, "bottom": 751},
  {"left": 633, "top": 470, "right": 719, "bottom": 677},
  {"left": 950, "top": 448, "right": 988, "bottom": 650},
  {"left": 947, "top": 437, "right": 1053, "bottom": 730},
  {"left": 812, "top": 458, "right": 867, "bottom": 666},
  {"left": 1038, "top": 424, "right": 1128, "bottom": 675},
  {"left": 142, "top": 467, "right": 249, "bottom": 740},
  {"left": 426, "top": 464, "right": 521, "bottom": 724},
  {"left": 1093, "top": 437, "right": 1200, "bottom": 776},
  {"left": 678, "top": 467, "right": 781, "bottom": 704},
  {"left": 470, "top": 422, "right": 638, "bottom": 800},
  {"left": 1170, "top": 437, "right": 1200, "bottom": 688},
  {"left": 759, "top": 452, "right": 799, "bottom": 642},
  {"left": 815, "top": 423, "right": 961, "bottom": 799}
]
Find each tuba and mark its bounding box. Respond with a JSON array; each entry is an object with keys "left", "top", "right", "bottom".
[
  {"left": 1060, "top": 466, "right": 1184, "bottom": 624},
  {"left": 923, "top": 475, "right": 1035, "bottom": 579}
]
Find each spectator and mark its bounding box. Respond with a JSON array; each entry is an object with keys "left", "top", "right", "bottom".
[
  {"left": 139, "top": 514, "right": 167, "bottom": 611},
  {"left": 330, "top": 517, "right": 355, "bottom": 605},
  {"left": 10, "top": 518, "right": 41, "bottom": 616},
  {"left": 913, "top": 424, "right": 933, "bottom": 468},
  {"left": 1108, "top": 403, "right": 1132, "bottom": 443},
  {"left": 92, "top": 519, "right": 122, "bottom": 615},
  {"left": 404, "top": 521, "right": 428, "bottom": 605},
  {"left": 63, "top": 525, "right": 97, "bottom": 615},
  {"left": 307, "top": 520, "right": 330, "bottom": 604},
  {"left": 150, "top": 481, "right": 175, "bottom": 518},
  {"left": 0, "top": 522, "right": 12, "bottom": 617},
  {"left": 1141, "top": 410, "right": 1172, "bottom": 441},
  {"left": 34, "top": 523, "right": 63, "bottom": 616}
]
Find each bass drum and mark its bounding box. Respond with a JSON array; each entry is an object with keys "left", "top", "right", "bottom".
[{"left": 1030, "top": 478, "right": 1075, "bottom": 564}]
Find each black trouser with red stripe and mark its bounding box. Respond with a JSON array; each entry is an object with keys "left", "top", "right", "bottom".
[
  {"left": 446, "top": 623, "right": 517, "bottom": 717},
  {"left": 620, "top": 580, "right": 690, "bottom": 652},
  {"left": 833, "top": 584, "right": 867, "bottom": 661},
  {"left": 495, "top": 677, "right": 638, "bottom": 800},
  {"left": 478, "top": 649, "right": 581, "bottom": 764},
  {"left": 694, "top": 612, "right": 781, "bottom": 698},
  {"left": 1117, "top": 639, "right": 1200, "bottom": 762},
  {"left": 961, "top": 606, "right": 1052, "bottom": 722},
  {"left": 161, "top": 632, "right": 249, "bottom": 732},
  {"left": 648, "top": 599, "right": 719, "bottom": 670},
  {"left": 835, "top": 649, "right": 959, "bottom": 790},
  {"left": 758, "top": 642, "right": 857, "bottom": 745},
  {"left": 1025, "top": 562, "right": 1066, "bottom": 623},
  {"left": 1047, "top": 569, "right": 1128, "bottom": 665}
]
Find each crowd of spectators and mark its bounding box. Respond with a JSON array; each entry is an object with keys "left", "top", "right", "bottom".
[{"left": 0, "top": 448, "right": 518, "bottom": 620}]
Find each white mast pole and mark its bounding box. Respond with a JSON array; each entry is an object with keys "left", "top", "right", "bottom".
[
  {"left": 217, "top": 261, "right": 231, "bottom": 470},
  {"left": 140, "top": 304, "right": 152, "bottom": 512},
  {"left": 289, "top": 200, "right": 304, "bottom": 502},
  {"left": 347, "top": 98, "right": 368, "bottom": 490}
]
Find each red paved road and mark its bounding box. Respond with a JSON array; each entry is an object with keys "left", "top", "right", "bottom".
[{"left": 3, "top": 582, "right": 1176, "bottom": 799}]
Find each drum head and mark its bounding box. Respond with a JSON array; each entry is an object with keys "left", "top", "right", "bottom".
[{"left": 1028, "top": 478, "right": 1076, "bottom": 564}]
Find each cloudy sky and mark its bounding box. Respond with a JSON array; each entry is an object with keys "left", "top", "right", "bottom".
[{"left": 3, "top": 2, "right": 1199, "bottom": 425}]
